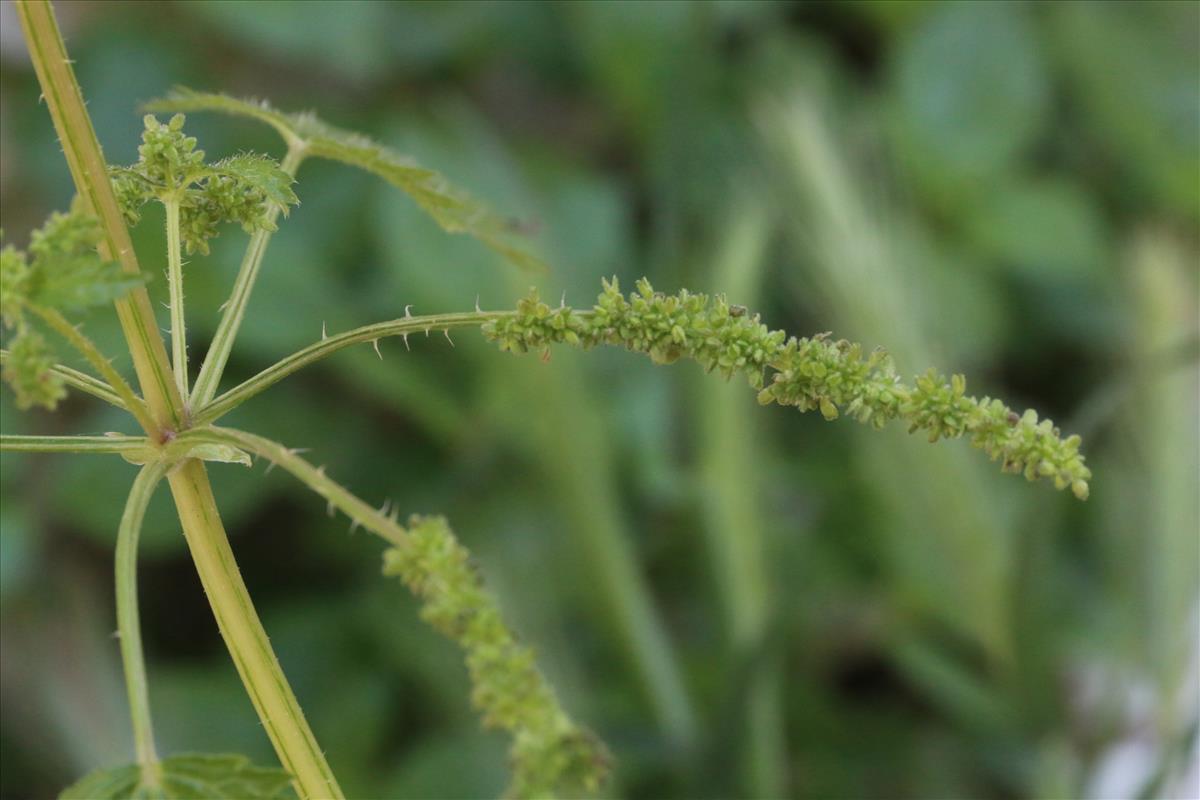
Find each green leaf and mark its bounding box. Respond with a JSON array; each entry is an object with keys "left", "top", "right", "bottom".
[
  {"left": 1052, "top": 1, "right": 1200, "bottom": 220},
  {"left": 177, "top": 441, "right": 254, "bottom": 467},
  {"left": 34, "top": 255, "right": 145, "bottom": 312},
  {"left": 1, "top": 207, "right": 140, "bottom": 411},
  {"left": 25, "top": 207, "right": 144, "bottom": 312},
  {"left": 208, "top": 153, "right": 299, "bottom": 212},
  {"left": 961, "top": 177, "right": 1107, "bottom": 279},
  {"left": 112, "top": 115, "right": 300, "bottom": 255},
  {"left": 59, "top": 753, "right": 295, "bottom": 800},
  {"left": 146, "top": 88, "right": 545, "bottom": 271},
  {"left": 888, "top": 2, "right": 1048, "bottom": 191}
]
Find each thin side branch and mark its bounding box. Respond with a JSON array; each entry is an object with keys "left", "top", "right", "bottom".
[
  {"left": 164, "top": 198, "right": 188, "bottom": 399},
  {"left": 0, "top": 348, "right": 128, "bottom": 410},
  {"left": 1, "top": 433, "right": 153, "bottom": 456},
  {"left": 191, "top": 310, "right": 510, "bottom": 425},
  {"left": 171, "top": 426, "right": 408, "bottom": 548},
  {"left": 116, "top": 462, "right": 168, "bottom": 788}
]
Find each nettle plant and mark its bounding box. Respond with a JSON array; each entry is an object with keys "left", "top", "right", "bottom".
[{"left": 2, "top": 4, "right": 1092, "bottom": 799}]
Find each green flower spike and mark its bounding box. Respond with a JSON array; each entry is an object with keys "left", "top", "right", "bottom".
[
  {"left": 384, "top": 516, "right": 610, "bottom": 798},
  {"left": 484, "top": 278, "right": 1092, "bottom": 500}
]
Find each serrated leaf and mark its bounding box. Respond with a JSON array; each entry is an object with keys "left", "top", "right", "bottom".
[
  {"left": 146, "top": 87, "right": 545, "bottom": 271},
  {"left": 24, "top": 207, "right": 144, "bottom": 311},
  {"left": 207, "top": 153, "right": 299, "bottom": 212},
  {"left": 34, "top": 256, "right": 145, "bottom": 312},
  {"left": 145, "top": 90, "right": 302, "bottom": 146},
  {"left": 59, "top": 753, "right": 295, "bottom": 800}
]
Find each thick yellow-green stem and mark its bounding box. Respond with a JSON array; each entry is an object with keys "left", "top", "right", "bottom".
[
  {"left": 15, "top": 0, "right": 181, "bottom": 433},
  {"left": 167, "top": 459, "right": 343, "bottom": 799}
]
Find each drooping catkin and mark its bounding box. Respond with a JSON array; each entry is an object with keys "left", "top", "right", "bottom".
[{"left": 383, "top": 515, "right": 610, "bottom": 799}]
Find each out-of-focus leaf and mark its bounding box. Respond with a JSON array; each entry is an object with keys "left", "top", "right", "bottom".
[
  {"left": 963, "top": 177, "right": 1108, "bottom": 279},
  {"left": 1051, "top": 1, "right": 1200, "bottom": 220},
  {"left": 58, "top": 753, "right": 294, "bottom": 800},
  {"left": 145, "top": 88, "right": 545, "bottom": 271},
  {"left": 178, "top": 1, "right": 395, "bottom": 83},
  {"left": 888, "top": 1, "right": 1047, "bottom": 193},
  {"left": 34, "top": 256, "right": 145, "bottom": 312}
]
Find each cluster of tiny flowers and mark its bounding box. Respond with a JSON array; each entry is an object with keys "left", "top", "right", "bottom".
[
  {"left": 2, "top": 327, "right": 65, "bottom": 410},
  {"left": 483, "top": 278, "right": 1091, "bottom": 500},
  {"left": 383, "top": 516, "right": 610, "bottom": 799},
  {"left": 111, "top": 115, "right": 297, "bottom": 255},
  {"left": 1, "top": 209, "right": 138, "bottom": 410}
]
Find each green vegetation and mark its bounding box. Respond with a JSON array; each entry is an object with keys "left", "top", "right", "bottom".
[{"left": 1, "top": 2, "right": 1195, "bottom": 800}]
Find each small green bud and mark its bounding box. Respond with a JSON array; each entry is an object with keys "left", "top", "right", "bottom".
[
  {"left": 0, "top": 244, "right": 31, "bottom": 326},
  {"left": 3, "top": 330, "right": 66, "bottom": 410}
]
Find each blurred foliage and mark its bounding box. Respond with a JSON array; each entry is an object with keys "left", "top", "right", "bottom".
[{"left": 1, "top": 1, "right": 1197, "bottom": 799}]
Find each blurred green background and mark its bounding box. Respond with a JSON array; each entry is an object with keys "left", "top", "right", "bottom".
[{"left": 1, "top": 1, "right": 1197, "bottom": 798}]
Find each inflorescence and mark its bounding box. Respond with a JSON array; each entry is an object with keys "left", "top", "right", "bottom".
[
  {"left": 110, "top": 114, "right": 298, "bottom": 255},
  {"left": 483, "top": 278, "right": 1091, "bottom": 500},
  {"left": 1, "top": 206, "right": 140, "bottom": 409},
  {"left": 383, "top": 516, "right": 610, "bottom": 799}
]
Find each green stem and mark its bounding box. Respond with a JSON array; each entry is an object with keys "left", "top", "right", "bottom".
[
  {"left": 15, "top": 0, "right": 181, "bottom": 432},
  {"left": 164, "top": 198, "right": 188, "bottom": 400},
  {"left": 0, "top": 433, "right": 152, "bottom": 456},
  {"left": 117, "top": 463, "right": 167, "bottom": 788},
  {"left": 192, "top": 310, "right": 510, "bottom": 425},
  {"left": 190, "top": 146, "right": 305, "bottom": 408},
  {"left": 165, "top": 458, "right": 344, "bottom": 799},
  {"left": 0, "top": 348, "right": 127, "bottom": 410},
  {"left": 175, "top": 426, "right": 407, "bottom": 548},
  {"left": 29, "top": 305, "right": 157, "bottom": 432}
]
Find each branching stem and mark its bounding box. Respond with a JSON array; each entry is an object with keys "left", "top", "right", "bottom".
[
  {"left": 190, "top": 146, "right": 305, "bottom": 408},
  {"left": 116, "top": 463, "right": 167, "bottom": 789},
  {"left": 172, "top": 427, "right": 408, "bottom": 548},
  {"left": 17, "top": 6, "right": 340, "bottom": 796}
]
